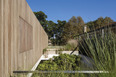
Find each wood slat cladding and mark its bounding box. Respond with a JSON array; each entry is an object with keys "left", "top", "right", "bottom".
[
  {"left": 19, "top": 17, "right": 33, "bottom": 52},
  {"left": 0, "top": 0, "right": 48, "bottom": 76}
]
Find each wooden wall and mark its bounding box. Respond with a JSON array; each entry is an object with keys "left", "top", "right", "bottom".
[{"left": 0, "top": 0, "right": 48, "bottom": 77}]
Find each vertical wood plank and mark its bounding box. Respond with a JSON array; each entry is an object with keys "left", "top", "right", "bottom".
[
  {"left": 10, "top": 0, "right": 14, "bottom": 76},
  {"left": 0, "top": 0, "right": 48, "bottom": 76},
  {"left": 4, "top": 0, "right": 9, "bottom": 76},
  {"left": 0, "top": 0, "right": 4, "bottom": 76},
  {"left": 8, "top": 0, "right": 11, "bottom": 75}
]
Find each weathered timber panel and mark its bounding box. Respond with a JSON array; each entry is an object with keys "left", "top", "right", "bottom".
[
  {"left": 19, "top": 17, "right": 33, "bottom": 53},
  {"left": 0, "top": 0, "right": 48, "bottom": 77}
]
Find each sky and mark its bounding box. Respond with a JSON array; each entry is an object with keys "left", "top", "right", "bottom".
[{"left": 26, "top": 0, "right": 116, "bottom": 23}]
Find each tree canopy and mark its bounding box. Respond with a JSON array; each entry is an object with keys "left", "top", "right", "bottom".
[
  {"left": 34, "top": 11, "right": 114, "bottom": 45},
  {"left": 86, "top": 17, "right": 114, "bottom": 31},
  {"left": 62, "top": 16, "right": 85, "bottom": 43}
]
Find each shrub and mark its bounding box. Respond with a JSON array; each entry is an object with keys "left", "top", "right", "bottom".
[
  {"left": 43, "top": 48, "right": 47, "bottom": 54},
  {"left": 78, "top": 31, "right": 116, "bottom": 77},
  {"left": 65, "top": 39, "right": 78, "bottom": 51},
  {"left": 37, "top": 54, "right": 80, "bottom": 71},
  {"left": 32, "top": 54, "right": 81, "bottom": 77}
]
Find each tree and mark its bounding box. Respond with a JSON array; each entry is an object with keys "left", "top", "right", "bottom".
[
  {"left": 34, "top": 11, "right": 67, "bottom": 45},
  {"left": 86, "top": 17, "right": 114, "bottom": 31},
  {"left": 34, "top": 11, "right": 55, "bottom": 39},
  {"left": 47, "top": 21, "right": 56, "bottom": 39},
  {"left": 63, "top": 19, "right": 76, "bottom": 43},
  {"left": 94, "top": 17, "right": 104, "bottom": 29},
  {"left": 103, "top": 17, "right": 114, "bottom": 26},
  {"left": 34, "top": 11, "right": 47, "bottom": 25},
  {"left": 86, "top": 21, "right": 94, "bottom": 31},
  {"left": 55, "top": 20, "right": 66, "bottom": 45},
  {"left": 77, "top": 16, "right": 85, "bottom": 34},
  {"left": 34, "top": 11, "right": 48, "bottom": 31},
  {"left": 50, "top": 20, "right": 66, "bottom": 45},
  {"left": 62, "top": 16, "right": 85, "bottom": 44}
]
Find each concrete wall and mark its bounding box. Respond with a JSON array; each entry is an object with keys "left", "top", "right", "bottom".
[{"left": 0, "top": 0, "right": 48, "bottom": 77}]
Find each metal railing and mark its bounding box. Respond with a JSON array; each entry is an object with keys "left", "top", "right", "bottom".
[
  {"left": 77, "top": 22, "right": 116, "bottom": 40},
  {"left": 13, "top": 70, "right": 109, "bottom": 74}
]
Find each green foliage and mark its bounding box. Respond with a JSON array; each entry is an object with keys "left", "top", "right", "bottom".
[
  {"left": 32, "top": 54, "right": 80, "bottom": 77},
  {"left": 34, "top": 11, "right": 47, "bottom": 27},
  {"left": 43, "top": 48, "right": 47, "bottom": 54},
  {"left": 47, "top": 21, "right": 57, "bottom": 39},
  {"left": 78, "top": 31, "right": 116, "bottom": 77},
  {"left": 34, "top": 12, "right": 85, "bottom": 45},
  {"left": 37, "top": 54, "right": 80, "bottom": 71},
  {"left": 65, "top": 43, "right": 77, "bottom": 51},
  {"left": 56, "top": 49, "right": 63, "bottom": 54},
  {"left": 50, "top": 20, "right": 66, "bottom": 45},
  {"left": 64, "top": 39, "right": 78, "bottom": 51},
  {"left": 55, "top": 20, "right": 67, "bottom": 45},
  {"left": 62, "top": 16, "right": 85, "bottom": 43},
  {"left": 65, "top": 43, "right": 73, "bottom": 51},
  {"left": 34, "top": 11, "right": 114, "bottom": 48},
  {"left": 86, "top": 17, "right": 114, "bottom": 31},
  {"left": 37, "top": 60, "right": 58, "bottom": 71},
  {"left": 53, "top": 54, "right": 80, "bottom": 70},
  {"left": 34, "top": 11, "right": 66, "bottom": 45}
]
